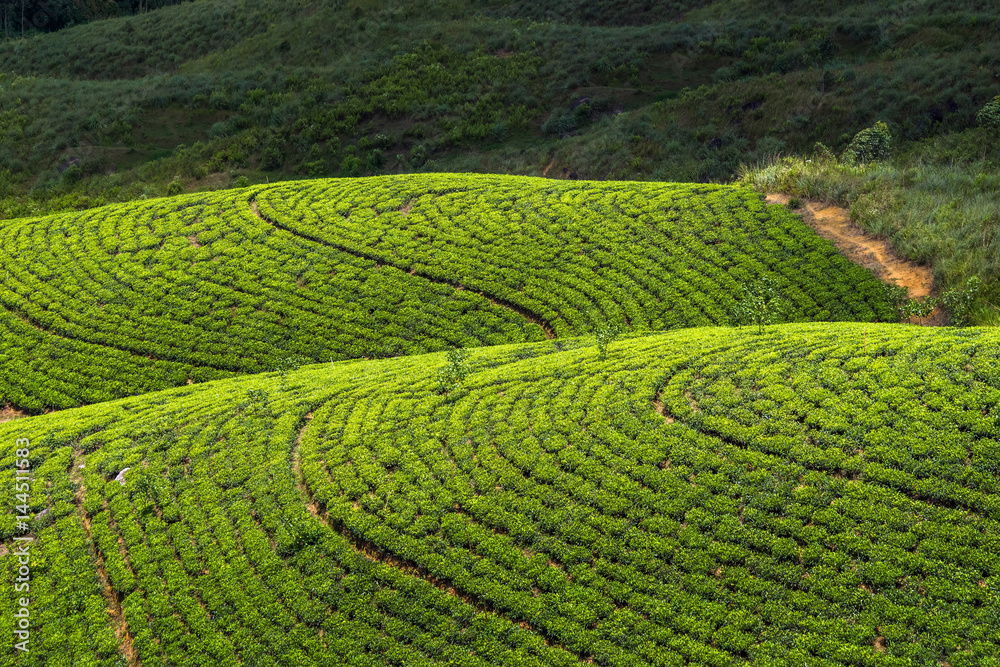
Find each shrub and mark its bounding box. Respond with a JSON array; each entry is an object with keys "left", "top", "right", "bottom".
[
  {"left": 166, "top": 180, "right": 184, "bottom": 196},
  {"left": 843, "top": 121, "right": 892, "bottom": 164},
  {"left": 408, "top": 144, "right": 428, "bottom": 168},
  {"left": 976, "top": 96, "right": 1000, "bottom": 131},
  {"left": 594, "top": 324, "right": 621, "bottom": 360},
  {"left": 438, "top": 347, "right": 470, "bottom": 393},
  {"left": 941, "top": 276, "right": 982, "bottom": 326},
  {"left": 900, "top": 296, "right": 938, "bottom": 324},
  {"left": 732, "top": 278, "right": 786, "bottom": 333},
  {"left": 813, "top": 142, "right": 835, "bottom": 161},
  {"left": 233, "top": 175, "right": 251, "bottom": 188}
]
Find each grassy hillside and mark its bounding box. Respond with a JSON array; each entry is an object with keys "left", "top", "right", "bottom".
[
  {"left": 0, "top": 173, "right": 900, "bottom": 412},
  {"left": 0, "top": 0, "right": 997, "bottom": 220},
  {"left": 2, "top": 323, "right": 999, "bottom": 665},
  {"left": 738, "top": 127, "right": 1000, "bottom": 325}
]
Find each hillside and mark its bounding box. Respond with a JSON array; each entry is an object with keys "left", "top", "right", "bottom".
[
  {"left": 2, "top": 323, "right": 999, "bottom": 665},
  {"left": 0, "top": 173, "right": 899, "bottom": 412},
  {"left": 0, "top": 0, "right": 997, "bottom": 221}
]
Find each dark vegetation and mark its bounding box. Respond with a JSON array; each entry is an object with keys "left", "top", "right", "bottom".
[{"left": 0, "top": 0, "right": 997, "bottom": 221}]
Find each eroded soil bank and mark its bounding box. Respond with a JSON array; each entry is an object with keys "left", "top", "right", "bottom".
[{"left": 767, "top": 194, "right": 941, "bottom": 325}]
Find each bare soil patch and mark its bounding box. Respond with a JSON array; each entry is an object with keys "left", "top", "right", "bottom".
[
  {"left": 0, "top": 405, "right": 25, "bottom": 424},
  {"left": 652, "top": 400, "right": 674, "bottom": 424},
  {"left": 767, "top": 194, "right": 941, "bottom": 325}
]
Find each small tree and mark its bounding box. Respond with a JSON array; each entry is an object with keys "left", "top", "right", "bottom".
[
  {"left": 843, "top": 121, "right": 892, "bottom": 164},
  {"left": 901, "top": 297, "right": 938, "bottom": 325},
  {"left": 733, "top": 279, "right": 786, "bottom": 334},
  {"left": 594, "top": 323, "right": 621, "bottom": 360},
  {"left": 883, "top": 283, "right": 909, "bottom": 320},
  {"left": 438, "top": 347, "right": 470, "bottom": 393}
]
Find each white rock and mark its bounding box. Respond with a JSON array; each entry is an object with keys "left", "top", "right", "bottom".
[{"left": 114, "top": 468, "right": 131, "bottom": 486}]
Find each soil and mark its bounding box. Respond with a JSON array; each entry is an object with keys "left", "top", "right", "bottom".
[
  {"left": 0, "top": 405, "right": 25, "bottom": 424},
  {"left": 542, "top": 156, "right": 556, "bottom": 177},
  {"left": 767, "top": 194, "right": 942, "bottom": 325}
]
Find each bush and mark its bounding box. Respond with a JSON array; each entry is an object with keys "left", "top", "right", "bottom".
[
  {"left": 594, "top": 324, "right": 621, "bottom": 360},
  {"left": 843, "top": 121, "right": 892, "bottom": 164},
  {"left": 438, "top": 347, "right": 470, "bottom": 393},
  {"left": 941, "top": 276, "right": 982, "bottom": 326},
  {"left": 233, "top": 175, "right": 251, "bottom": 188},
  {"left": 732, "top": 278, "right": 786, "bottom": 333},
  {"left": 408, "top": 145, "right": 428, "bottom": 168},
  {"left": 166, "top": 180, "right": 184, "bottom": 196},
  {"left": 976, "top": 96, "right": 1000, "bottom": 131}
]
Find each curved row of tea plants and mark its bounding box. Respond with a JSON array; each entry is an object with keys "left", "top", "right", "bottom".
[
  {"left": 1, "top": 174, "right": 897, "bottom": 412},
  {"left": 2, "top": 323, "right": 998, "bottom": 666},
  {"left": 254, "top": 174, "right": 897, "bottom": 338}
]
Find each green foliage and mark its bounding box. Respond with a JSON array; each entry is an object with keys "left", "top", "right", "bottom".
[
  {"left": 844, "top": 121, "right": 893, "bottom": 164},
  {"left": 166, "top": 179, "right": 184, "bottom": 196},
  {"left": 900, "top": 296, "right": 938, "bottom": 323},
  {"left": 3, "top": 323, "right": 999, "bottom": 664},
  {"left": 593, "top": 323, "right": 620, "bottom": 360},
  {"left": 1, "top": 0, "right": 999, "bottom": 217},
  {"left": 941, "top": 275, "right": 982, "bottom": 326},
  {"left": 976, "top": 95, "right": 1000, "bottom": 131},
  {"left": 813, "top": 141, "right": 835, "bottom": 160},
  {"left": 0, "top": 174, "right": 897, "bottom": 412},
  {"left": 437, "top": 346, "right": 470, "bottom": 393},
  {"left": 233, "top": 175, "right": 251, "bottom": 188},
  {"left": 732, "top": 278, "right": 786, "bottom": 333},
  {"left": 737, "top": 130, "right": 1000, "bottom": 325},
  {"left": 408, "top": 144, "right": 428, "bottom": 168}
]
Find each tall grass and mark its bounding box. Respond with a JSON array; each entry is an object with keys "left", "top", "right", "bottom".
[{"left": 738, "top": 128, "right": 1000, "bottom": 325}]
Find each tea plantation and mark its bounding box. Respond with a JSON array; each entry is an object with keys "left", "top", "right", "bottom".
[
  {"left": 2, "top": 323, "right": 998, "bottom": 666},
  {"left": 0, "top": 174, "right": 898, "bottom": 412}
]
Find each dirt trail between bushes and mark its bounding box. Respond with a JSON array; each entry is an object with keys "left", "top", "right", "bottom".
[{"left": 767, "top": 194, "right": 942, "bottom": 325}]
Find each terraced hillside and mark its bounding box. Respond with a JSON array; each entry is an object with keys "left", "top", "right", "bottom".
[
  {"left": 2, "top": 323, "right": 998, "bottom": 666},
  {"left": 0, "top": 174, "right": 898, "bottom": 412}
]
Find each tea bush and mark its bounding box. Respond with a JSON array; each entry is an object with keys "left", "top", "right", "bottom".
[
  {"left": 2, "top": 322, "right": 998, "bottom": 665},
  {"left": 0, "top": 174, "right": 897, "bottom": 411}
]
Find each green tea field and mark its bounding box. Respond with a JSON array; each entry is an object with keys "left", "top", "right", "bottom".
[
  {"left": 0, "top": 174, "right": 898, "bottom": 412},
  {"left": 2, "top": 323, "right": 998, "bottom": 666}
]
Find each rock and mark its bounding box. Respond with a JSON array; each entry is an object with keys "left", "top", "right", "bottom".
[{"left": 114, "top": 468, "right": 131, "bottom": 486}]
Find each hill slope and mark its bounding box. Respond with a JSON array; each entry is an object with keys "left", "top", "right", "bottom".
[
  {"left": 2, "top": 323, "right": 999, "bottom": 665},
  {"left": 0, "top": 173, "right": 898, "bottom": 412},
  {"left": 0, "top": 0, "right": 997, "bottom": 220}
]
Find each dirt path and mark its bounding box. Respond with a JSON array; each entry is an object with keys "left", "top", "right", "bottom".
[
  {"left": 542, "top": 157, "right": 555, "bottom": 177},
  {"left": 767, "top": 194, "right": 941, "bottom": 324}
]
